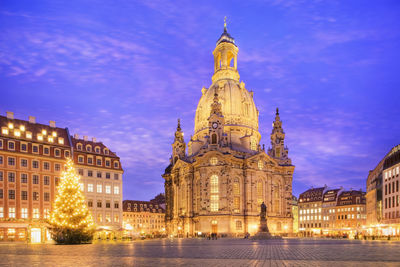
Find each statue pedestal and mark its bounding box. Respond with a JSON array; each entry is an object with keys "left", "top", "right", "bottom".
[{"left": 251, "top": 217, "right": 282, "bottom": 240}]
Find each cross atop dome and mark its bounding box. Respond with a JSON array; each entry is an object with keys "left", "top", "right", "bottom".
[{"left": 216, "top": 17, "right": 236, "bottom": 46}]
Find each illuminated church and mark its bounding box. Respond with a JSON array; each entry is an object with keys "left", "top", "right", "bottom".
[{"left": 163, "top": 21, "right": 295, "bottom": 237}]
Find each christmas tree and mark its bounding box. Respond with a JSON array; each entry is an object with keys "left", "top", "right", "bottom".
[{"left": 48, "top": 158, "right": 95, "bottom": 244}]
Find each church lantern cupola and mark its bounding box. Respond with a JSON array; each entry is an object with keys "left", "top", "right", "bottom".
[{"left": 212, "top": 17, "right": 240, "bottom": 83}]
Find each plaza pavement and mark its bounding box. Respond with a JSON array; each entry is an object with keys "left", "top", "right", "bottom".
[{"left": 0, "top": 238, "right": 399, "bottom": 266}]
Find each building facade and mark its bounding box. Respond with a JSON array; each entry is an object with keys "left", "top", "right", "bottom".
[
  {"left": 382, "top": 145, "right": 400, "bottom": 230},
  {"left": 335, "top": 190, "right": 366, "bottom": 233},
  {"left": 366, "top": 156, "right": 385, "bottom": 227},
  {"left": 298, "top": 187, "right": 326, "bottom": 236},
  {"left": 291, "top": 195, "right": 298, "bottom": 234},
  {"left": 321, "top": 188, "right": 343, "bottom": 233},
  {"left": 72, "top": 135, "right": 123, "bottom": 236},
  {"left": 122, "top": 200, "right": 165, "bottom": 237},
  {"left": 0, "top": 112, "right": 123, "bottom": 242},
  {"left": 163, "top": 23, "right": 295, "bottom": 237}
]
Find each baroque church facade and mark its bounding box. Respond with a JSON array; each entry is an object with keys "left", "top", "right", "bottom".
[{"left": 163, "top": 23, "right": 295, "bottom": 237}]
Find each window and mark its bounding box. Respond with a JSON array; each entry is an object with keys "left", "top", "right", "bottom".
[
  {"left": 0, "top": 207, "right": 3, "bottom": 218},
  {"left": 0, "top": 139, "right": 2, "bottom": 148},
  {"left": 79, "top": 183, "right": 84, "bottom": 191},
  {"left": 236, "top": 220, "right": 242, "bottom": 230},
  {"left": 0, "top": 156, "right": 2, "bottom": 165},
  {"left": 86, "top": 145, "right": 92, "bottom": 152},
  {"left": 21, "top": 191, "right": 28, "bottom": 200},
  {"left": 87, "top": 157, "right": 93, "bottom": 164},
  {"left": 55, "top": 177, "right": 59, "bottom": 186},
  {"left": 78, "top": 156, "right": 84, "bottom": 163},
  {"left": 55, "top": 149, "right": 61, "bottom": 157},
  {"left": 95, "top": 147, "right": 100, "bottom": 153},
  {"left": 43, "top": 162, "right": 50, "bottom": 170},
  {"left": 97, "top": 201, "right": 102, "bottom": 208},
  {"left": 0, "top": 189, "right": 3, "bottom": 199},
  {"left": 9, "top": 190, "right": 15, "bottom": 199},
  {"left": 32, "top": 145, "right": 39, "bottom": 153},
  {"left": 58, "top": 137, "right": 64, "bottom": 145},
  {"left": 210, "top": 157, "right": 218, "bottom": 166},
  {"left": 21, "top": 143, "right": 27, "bottom": 152},
  {"left": 32, "top": 160, "right": 39, "bottom": 169},
  {"left": 114, "top": 161, "right": 119, "bottom": 168},
  {"left": 33, "top": 175, "right": 39, "bottom": 184},
  {"left": 8, "top": 141, "right": 15, "bottom": 150},
  {"left": 78, "top": 169, "right": 83, "bottom": 175},
  {"left": 106, "top": 213, "right": 111, "bottom": 222},
  {"left": 88, "top": 200, "right": 93, "bottom": 207},
  {"left": 106, "top": 201, "right": 111, "bottom": 208},
  {"left": 88, "top": 170, "right": 93, "bottom": 177},
  {"left": 97, "top": 159, "right": 102, "bottom": 166},
  {"left": 44, "top": 192, "right": 50, "bottom": 201},
  {"left": 55, "top": 163, "right": 61, "bottom": 171},
  {"left": 234, "top": 196, "right": 240, "bottom": 212},
  {"left": 8, "top": 157, "right": 15, "bottom": 166},
  {"left": 26, "top": 131, "right": 32, "bottom": 139},
  {"left": 44, "top": 176, "right": 50, "bottom": 185},
  {"left": 104, "top": 149, "right": 109, "bottom": 155},
  {"left": 210, "top": 175, "right": 219, "bottom": 211},
  {"left": 1, "top": 128, "right": 8, "bottom": 135},
  {"left": 33, "top": 192, "right": 39, "bottom": 201},
  {"left": 258, "top": 160, "right": 264, "bottom": 170},
  {"left": 44, "top": 209, "right": 49, "bottom": 219},
  {"left": 43, "top": 147, "right": 49, "bottom": 155},
  {"left": 257, "top": 181, "right": 263, "bottom": 205},
  {"left": 97, "top": 213, "right": 102, "bottom": 222},
  {"left": 114, "top": 173, "right": 119, "bottom": 180},
  {"left": 21, "top": 173, "right": 28, "bottom": 183},
  {"left": 9, "top": 207, "right": 16, "bottom": 218},
  {"left": 21, "top": 159, "right": 28, "bottom": 167},
  {"left": 8, "top": 172, "right": 15, "bottom": 182},
  {"left": 114, "top": 214, "right": 119, "bottom": 222},
  {"left": 250, "top": 137, "right": 257, "bottom": 151},
  {"left": 77, "top": 144, "right": 82, "bottom": 150},
  {"left": 21, "top": 208, "right": 28, "bottom": 219},
  {"left": 114, "top": 202, "right": 119, "bottom": 209},
  {"left": 106, "top": 173, "right": 110, "bottom": 179},
  {"left": 114, "top": 186, "right": 119, "bottom": 195},
  {"left": 105, "top": 185, "right": 111, "bottom": 194},
  {"left": 97, "top": 172, "right": 102, "bottom": 178},
  {"left": 88, "top": 184, "right": 93, "bottom": 192},
  {"left": 65, "top": 151, "right": 70, "bottom": 158},
  {"left": 97, "top": 184, "right": 102, "bottom": 193},
  {"left": 33, "top": 208, "right": 39, "bottom": 219},
  {"left": 105, "top": 160, "right": 110, "bottom": 167}
]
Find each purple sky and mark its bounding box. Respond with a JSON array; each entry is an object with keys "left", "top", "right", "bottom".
[{"left": 1, "top": 1, "right": 400, "bottom": 200}]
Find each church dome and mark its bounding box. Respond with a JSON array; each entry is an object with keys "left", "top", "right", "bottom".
[{"left": 194, "top": 80, "right": 259, "bottom": 136}]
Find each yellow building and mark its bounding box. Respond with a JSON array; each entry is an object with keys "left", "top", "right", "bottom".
[
  {"left": 291, "top": 195, "right": 298, "bottom": 234},
  {"left": 122, "top": 200, "right": 165, "bottom": 237},
  {"left": 163, "top": 21, "right": 294, "bottom": 237}
]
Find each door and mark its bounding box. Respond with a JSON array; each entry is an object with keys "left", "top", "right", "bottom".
[{"left": 31, "top": 228, "right": 41, "bottom": 243}]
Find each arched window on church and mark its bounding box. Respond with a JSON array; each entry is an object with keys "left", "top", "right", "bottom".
[
  {"left": 275, "top": 147, "right": 281, "bottom": 157},
  {"left": 210, "top": 175, "right": 219, "bottom": 212},
  {"left": 257, "top": 181, "right": 263, "bottom": 205},
  {"left": 273, "top": 185, "right": 280, "bottom": 214},
  {"left": 251, "top": 137, "right": 257, "bottom": 151},
  {"left": 233, "top": 178, "right": 240, "bottom": 213},
  {"left": 211, "top": 134, "right": 217, "bottom": 144}
]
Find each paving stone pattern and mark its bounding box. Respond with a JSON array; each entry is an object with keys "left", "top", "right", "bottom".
[{"left": 0, "top": 238, "right": 399, "bottom": 266}]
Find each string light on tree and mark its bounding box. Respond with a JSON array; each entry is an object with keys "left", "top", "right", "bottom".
[{"left": 48, "top": 158, "right": 95, "bottom": 244}]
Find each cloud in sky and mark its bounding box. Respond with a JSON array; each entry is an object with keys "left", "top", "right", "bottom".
[{"left": 1, "top": 0, "right": 400, "bottom": 200}]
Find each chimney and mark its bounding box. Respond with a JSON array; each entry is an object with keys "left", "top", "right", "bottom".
[
  {"left": 83, "top": 136, "right": 88, "bottom": 141},
  {"left": 29, "top": 116, "right": 36, "bottom": 123},
  {"left": 6, "top": 111, "right": 14, "bottom": 119},
  {"left": 49, "top": 121, "right": 56, "bottom": 128},
  {"left": 92, "top": 137, "right": 97, "bottom": 143},
  {"left": 74, "top": 134, "right": 79, "bottom": 139}
]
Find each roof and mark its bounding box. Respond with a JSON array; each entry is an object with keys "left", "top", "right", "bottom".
[
  {"left": 337, "top": 190, "right": 366, "bottom": 206},
  {"left": 0, "top": 115, "right": 71, "bottom": 147},
  {"left": 299, "top": 187, "right": 326, "bottom": 203},
  {"left": 123, "top": 200, "right": 165, "bottom": 213},
  {"left": 216, "top": 28, "right": 236, "bottom": 46},
  {"left": 384, "top": 144, "right": 400, "bottom": 169},
  {"left": 71, "top": 137, "right": 119, "bottom": 158},
  {"left": 322, "top": 189, "right": 341, "bottom": 203}
]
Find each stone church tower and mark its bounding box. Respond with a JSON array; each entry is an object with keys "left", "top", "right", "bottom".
[{"left": 163, "top": 21, "right": 295, "bottom": 237}]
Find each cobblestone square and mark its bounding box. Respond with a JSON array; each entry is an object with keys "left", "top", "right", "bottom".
[{"left": 0, "top": 238, "right": 399, "bottom": 266}]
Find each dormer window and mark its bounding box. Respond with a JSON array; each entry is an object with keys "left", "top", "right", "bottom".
[
  {"left": 86, "top": 145, "right": 92, "bottom": 152},
  {"left": 42, "top": 129, "right": 47, "bottom": 135},
  {"left": 95, "top": 146, "right": 100, "bottom": 153},
  {"left": 19, "top": 125, "right": 25, "bottom": 131},
  {"left": 8, "top": 123, "right": 13, "bottom": 129},
  {"left": 1, "top": 127, "right": 8, "bottom": 135},
  {"left": 77, "top": 144, "right": 82, "bottom": 150},
  {"left": 14, "top": 130, "right": 21, "bottom": 137},
  {"left": 114, "top": 161, "right": 119, "bottom": 169},
  {"left": 52, "top": 131, "right": 57, "bottom": 137},
  {"left": 104, "top": 149, "right": 109, "bottom": 155},
  {"left": 58, "top": 137, "right": 64, "bottom": 145},
  {"left": 37, "top": 134, "right": 43, "bottom": 141},
  {"left": 26, "top": 131, "right": 32, "bottom": 139}
]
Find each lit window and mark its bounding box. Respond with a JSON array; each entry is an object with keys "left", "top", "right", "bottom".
[
  {"left": 258, "top": 160, "right": 264, "bottom": 170},
  {"left": 9, "top": 207, "right": 16, "bottom": 218},
  {"left": 8, "top": 123, "right": 14, "bottom": 129},
  {"left": 97, "top": 213, "right": 102, "bottom": 222},
  {"left": 250, "top": 137, "right": 257, "bottom": 151},
  {"left": 42, "top": 129, "right": 47, "bottom": 135},
  {"left": 26, "top": 131, "right": 32, "bottom": 139},
  {"left": 257, "top": 181, "right": 263, "bottom": 205},
  {"left": 0, "top": 207, "right": 3, "bottom": 218},
  {"left": 114, "top": 214, "right": 119, "bottom": 222},
  {"left": 48, "top": 136, "right": 54, "bottom": 142},
  {"left": 234, "top": 196, "right": 240, "bottom": 212},
  {"left": 1, "top": 127, "right": 8, "bottom": 135},
  {"left": 20, "top": 125, "right": 25, "bottom": 131},
  {"left": 52, "top": 131, "right": 57, "bottom": 137},
  {"left": 80, "top": 183, "right": 84, "bottom": 191},
  {"left": 97, "top": 184, "right": 102, "bottom": 193},
  {"left": 233, "top": 181, "right": 240, "bottom": 195},
  {"left": 37, "top": 134, "right": 43, "bottom": 141},
  {"left": 210, "top": 157, "right": 218, "bottom": 166},
  {"left": 21, "top": 208, "right": 28, "bottom": 219},
  {"left": 105, "top": 185, "right": 111, "bottom": 194},
  {"left": 58, "top": 137, "right": 64, "bottom": 145},
  {"left": 88, "top": 184, "right": 93, "bottom": 192},
  {"left": 210, "top": 175, "right": 219, "bottom": 211},
  {"left": 106, "top": 213, "right": 111, "bottom": 222},
  {"left": 33, "top": 208, "right": 39, "bottom": 219},
  {"left": 44, "top": 209, "right": 49, "bottom": 219},
  {"left": 114, "top": 186, "right": 119, "bottom": 195},
  {"left": 14, "top": 130, "right": 20, "bottom": 137}
]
